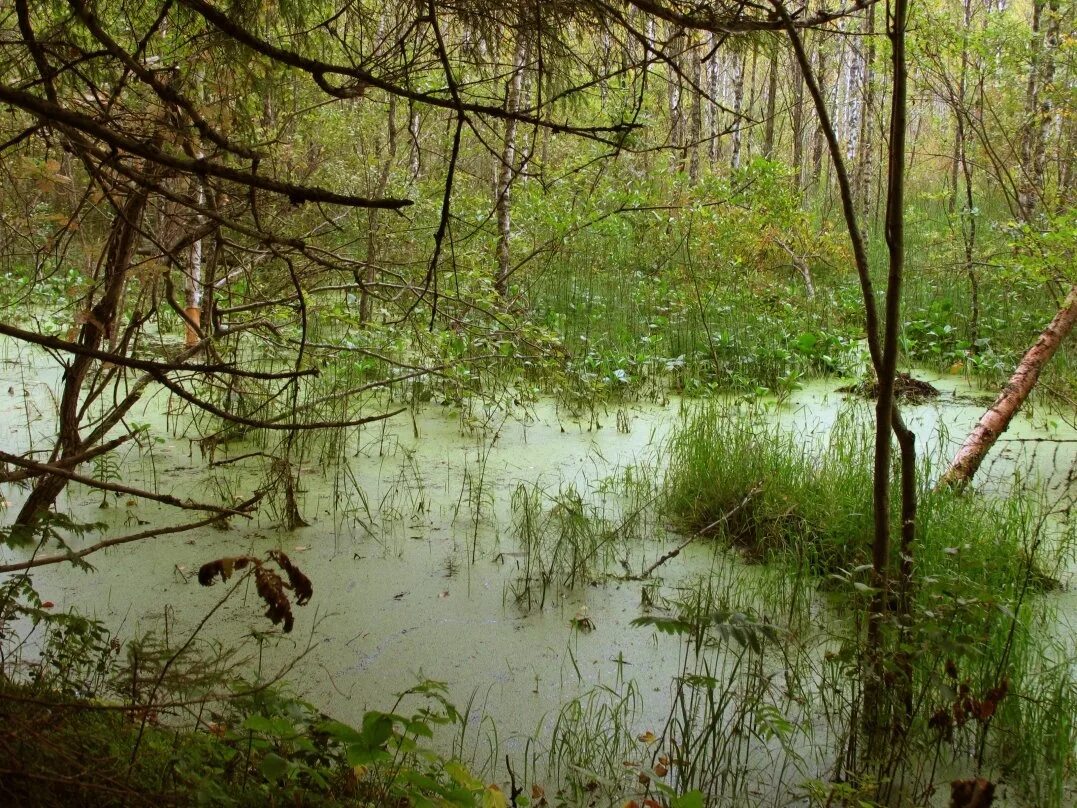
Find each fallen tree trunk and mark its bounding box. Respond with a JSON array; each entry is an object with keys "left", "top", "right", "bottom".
[{"left": 938, "top": 283, "right": 1077, "bottom": 489}]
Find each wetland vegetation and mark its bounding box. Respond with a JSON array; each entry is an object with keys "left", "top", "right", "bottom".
[{"left": 0, "top": 1, "right": 1075, "bottom": 806}]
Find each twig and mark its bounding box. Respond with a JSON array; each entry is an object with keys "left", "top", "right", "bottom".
[
  {"left": 0, "top": 449, "right": 253, "bottom": 517},
  {"left": 0, "top": 320, "right": 314, "bottom": 380},
  {"left": 622, "top": 484, "right": 762, "bottom": 580},
  {"left": 0, "top": 493, "right": 263, "bottom": 573}
]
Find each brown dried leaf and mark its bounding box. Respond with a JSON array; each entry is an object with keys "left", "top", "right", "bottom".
[
  {"left": 269, "top": 550, "right": 313, "bottom": 606},
  {"left": 974, "top": 679, "right": 1009, "bottom": 722},
  {"left": 198, "top": 556, "right": 251, "bottom": 586},
  {"left": 950, "top": 778, "right": 995, "bottom": 808},
  {"left": 255, "top": 565, "right": 294, "bottom": 632}
]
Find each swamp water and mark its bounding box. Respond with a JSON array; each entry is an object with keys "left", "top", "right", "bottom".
[{"left": 2, "top": 340, "right": 1075, "bottom": 804}]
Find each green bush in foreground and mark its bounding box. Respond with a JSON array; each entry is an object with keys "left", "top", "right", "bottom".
[{"left": 0, "top": 575, "right": 508, "bottom": 808}]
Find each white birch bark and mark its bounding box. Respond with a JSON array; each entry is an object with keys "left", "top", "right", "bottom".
[
  {"left": 730, "top": 50, "right": 745, "bottom": 171},
  {"left": 844, "top": 35, "right": 864, "bottom": 164},
  {"left": 939, "top": 285, "right": 1077, "bottom": 488},
  {"left": 1019, "top": 0, "right": 1059, "bottom": 221},
  {"left": 495, "top": 34, "right": 528, "bottom": 296},
  {"left": 707, "top": 32, "right": 721, "bottom": 162}
]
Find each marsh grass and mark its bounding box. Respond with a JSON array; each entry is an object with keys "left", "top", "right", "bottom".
[
  {"left": 518, "top": 182, "right": 1077, "bottom": 401},
  {"left": 547, "top": 679, "right": 646, "bottom": 804},
  {"left": 506, "top": 461, "right": 665, "bottom": 611},
  {"left": 662, "top": 403, "right": 1064, "bottom": 590},
  {"left": 660, "top": 403, "right": 1077, "bottom": 804},
  {"left": 508, "top": 482, "right": 622, "bottom": 610}
]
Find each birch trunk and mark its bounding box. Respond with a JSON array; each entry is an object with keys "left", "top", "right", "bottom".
[
  {"left": 1061, "top": 100, "right": 1076, "bottom": 209},
  {"left": 185, "top": 164, "right": 206, "bottom": 346},
  {"left": 938, "top": 285, "right": 1077, "bottom": 489},
  {"left": 688, "top": 31, "right": 703, "bottom": 182},
  {"left": 730, "top": 50, "right": 745, "bottom": 171},
  {"left": 408, "top": 100, "right": 421, "bottom": 186},
  {"left": 856, "top": 5, "right": 876, "bottom": 219},
  {"left": 791, "top": 54, "right": 805, "bottom": 190},
  {"left": 1018, "top": 0, "right": 1059, "bottom": 221},
  {"left": 707, "top": 34, "right": 722, "bottom": 163},
  {"left": 841, "top": 20, "right": 863, "bottom": 168},
  {"left": 746, "top": 42, "right": 759, "bottom": 163},
  {"left": 811, "top": 44, "right": 827, "bottom": 189},
  {"left": 360, "top": 95, "right": 398, "bottom": 324},
  {"left": 495, "top": 34, "right": 528, "bottom": 296},
  {"left": 667, "top": 25, "right": 686, "bottom": 167},
  {"left": 763, "top": 42, "right": 778, "bottom": 160}
]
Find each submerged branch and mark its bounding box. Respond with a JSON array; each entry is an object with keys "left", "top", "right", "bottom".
[{"left": 622, "top": 484, "right": 761, "bottom": 580}]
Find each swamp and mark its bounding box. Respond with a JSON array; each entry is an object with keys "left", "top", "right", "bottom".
[{"left": 0, "top": 2, "right": 1074, "bottom": 806}]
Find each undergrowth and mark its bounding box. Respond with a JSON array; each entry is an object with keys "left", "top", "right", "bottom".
[{"left": 0, "top": 575, "right": 506, "bottom": 807}]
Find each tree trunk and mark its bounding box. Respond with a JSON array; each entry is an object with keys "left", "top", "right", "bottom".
[
  {"left": 775, "top": 0, "right": 917, "bottom": 754},
  {"left": 810, "top": 45, "right": 827, "bottom": 189},
  {"left": 707, "top": 33, "right": 721, "bottom": 163},
  {"left": 1018, "top": 0, "right": 1059, "bottom": 221},
  {"left": 790, "top": 54, "right": 805, "bottom": 190},
  {"left": 185, "top": 167, "right": 206, "bottom": 346},
  {"left": 730, "top": 49, "right": 745, "bottom": 171},
  {"left": 495, "top": 34, "right": 528, "bottom": 297},
  {"left": 407, "top": 99, "right": 421, "bottom": 186},
  {"left": 360, "top": 94, "right": 398, "bottom": 324},
  {"left": 843, "top": 21, "right": 863, "bottom": 168},
  {"left": 688, "top": 32, "right": 703, "bottom": 182},
  {"left": 956, "top": 0, "right": 980, "bottom": 349},
  {"left": 16, "top": 172, "right": 158, "bottom": 527},
  {"left": 667, "top": 25, "right": 686, "bottom": 169},
  {"left": 763, "top": 41, "right": 779, "bottom": 160},
  {"left": 746, "top": 41, "right": 759, "bottom": 162},
  {"left": 855, "top": 5, "right": 876, "bottom": 218},
  {"left": 1060, "top": 97, "right": 1076, "bottom": 210},
  {"left": 938, "top": 284, "right": 1077, "bottom": 489}
]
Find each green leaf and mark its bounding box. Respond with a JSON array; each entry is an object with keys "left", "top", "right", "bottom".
[
  {"left": 259, "top": 752, "right": 290, "bottom": 782},
  {"left": 672, "top": 790, "right": 706, "bottom": 808},
  {"left": 345, "top": 744, "right": 390, "bottom": 767},
  {"left": 360, "top": 711, "right": 395, "bottom": 748},
  {"left": 631, "top": 614, "right": 698, "bottom": 635},
  {"left": 243, "top": 714, "right": 296, "bottom": 737},
  {"left": 315, "top": 718, "right": 364, "bottom": 744},
  {"left": 445, "top": 760, "right": 483, "bottom": 790}
]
